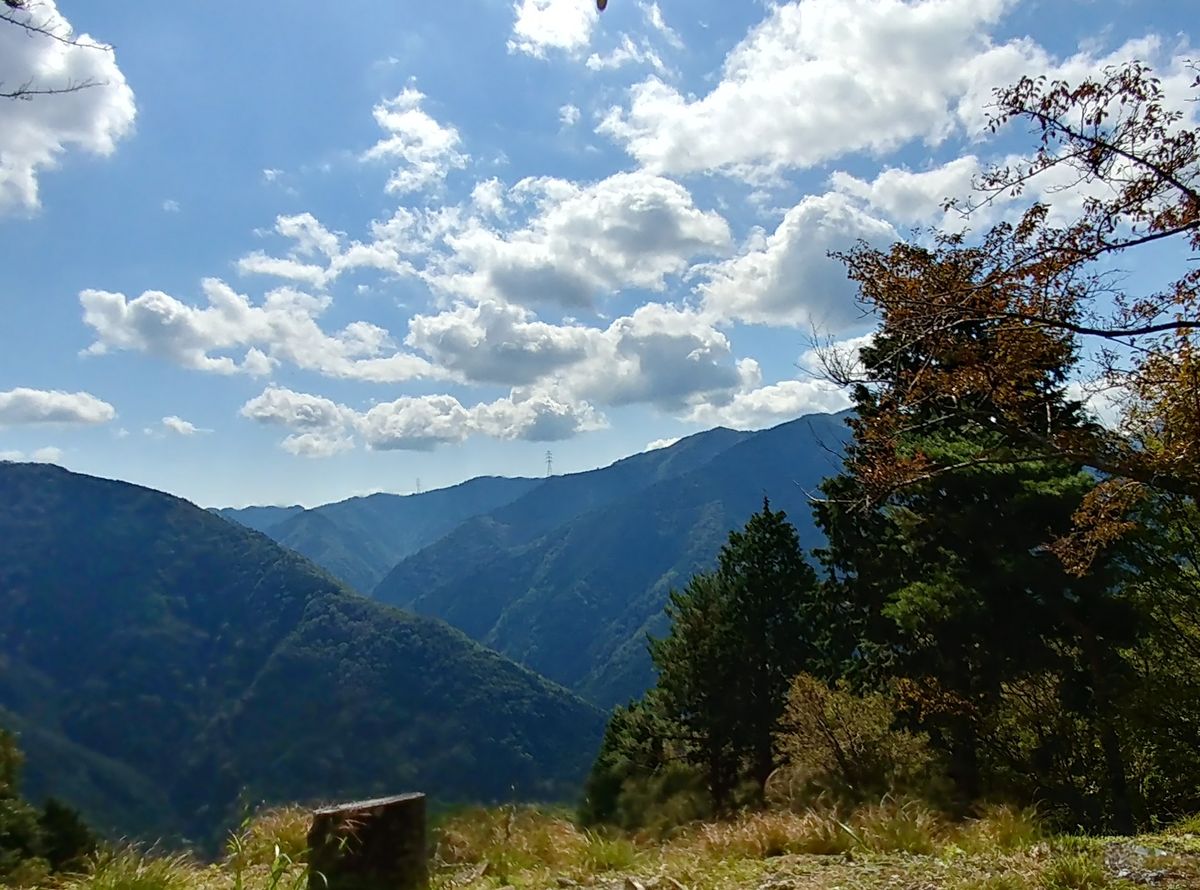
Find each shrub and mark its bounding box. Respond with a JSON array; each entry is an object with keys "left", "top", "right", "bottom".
[{"left": 773, "top": 675, "right": 935, "bottom": 808}]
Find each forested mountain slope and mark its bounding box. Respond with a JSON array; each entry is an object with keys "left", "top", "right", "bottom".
[
  {"left": 375, "top": 412, "right": 852, "bottom": 707},
  {"left": 216, "top": 476, "right": 542, "bottom": 593},
  {"left": 0, "top": 464, "right": 603, "bottom": 844}
]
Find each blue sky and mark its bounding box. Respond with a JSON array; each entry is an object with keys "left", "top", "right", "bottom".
[{"left": 0, "top": 0, "right": 1194, "bottom": 507}]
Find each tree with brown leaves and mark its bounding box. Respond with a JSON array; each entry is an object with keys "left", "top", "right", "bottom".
[{"left": 828, "top": 61, "right": 1199, "bottom": 571}]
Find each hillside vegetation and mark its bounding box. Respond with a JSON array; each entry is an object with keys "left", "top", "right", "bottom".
[
  {"left": 215, "top": 476, "right": 542, "bottom": 593},
  {"left": 0, "top": 464, "right": 603, "bottom": 843},
  {"left": 375, "top": 415, "right": 850, "bottom": 707}
]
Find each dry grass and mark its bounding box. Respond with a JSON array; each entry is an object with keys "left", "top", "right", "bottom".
[
  {"left": 225, "top": 807, "right": 312, "bottom": 870},
  {"left": 26, "top": 803, "right": 1200, "bottom": 890}
]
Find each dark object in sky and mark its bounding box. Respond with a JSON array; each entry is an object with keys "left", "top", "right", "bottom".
[{"left": 597, "top": 0, "right": 607, "bottom": 10}]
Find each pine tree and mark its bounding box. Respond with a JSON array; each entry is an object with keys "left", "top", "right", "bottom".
[
  {"left": 649, "top": 501, "right": 823, "bottom": 805},
  {"left": 718, "top": 499, "right": 821, "bottom": 790}
]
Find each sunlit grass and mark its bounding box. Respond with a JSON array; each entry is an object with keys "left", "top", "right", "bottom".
[{"left": 24, "top": 802, "right": 1200, "bottom": 890}]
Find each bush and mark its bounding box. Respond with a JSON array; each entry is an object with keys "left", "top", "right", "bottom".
[{"left": 773, "top": 675, "right": 936, "bottom": 807}]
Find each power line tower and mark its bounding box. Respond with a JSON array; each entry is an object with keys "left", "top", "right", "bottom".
[
  {"left": 415, "top": 477, "right": 422, "bottom": 495},
  {"left": 545, "top": 450, "right": 553, "bottom": 477}
]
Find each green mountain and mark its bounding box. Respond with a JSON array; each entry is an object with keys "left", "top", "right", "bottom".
[
  {"left": 216, "top": 476, "right": 542, "bottom": 592},
  {"left": 209, "top": 504, "right": 304, "bottom": 535},
  {"left": 0, "top": 464, "right": 603, "bottom": 844},
  {"left": 374, "top": 413, "right": 852, "bottom": 707}
]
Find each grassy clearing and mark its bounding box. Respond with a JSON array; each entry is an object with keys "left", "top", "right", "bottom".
[{"left": 13, "top": 803, "right": 1200, "bottom": 890}]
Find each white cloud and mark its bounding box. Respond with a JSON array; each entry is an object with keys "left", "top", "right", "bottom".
[
  {"left": 568, "top": 302, "right": 751, "bottom": 410},
  {"left": 162, "top": 199, "right": 180, "bottom": 213},
  {"left": 357, "top": 394, "right": 475, "bottom": 451},
  {"left": 687, "top": 378, "right": 851, "bottom": 429},
  {"left": 239, "top": 383, "right": 607, "bottom": 457},
  {"left": 697, "top": 192, "right": 896, "bottom": 328},
  {"left": 0, "top": 387, "right": 116, "bottom": 426},
  {"left": 599, "top": 0, "right": 1017, "bottom": 179},
  {"left": 472, "top": 389, "right": 606, "bottom": 441},
  {"left": 240, "top": 386, "right": 355, "bottom": 431},
  {"left": 559, "top": 103, "right": 581, "bottom": 127},
  {"left": 32, "top": 445, "right": 64, "bottom": 463},
  {"left": 508, "top": 0, "right": 598, "bottom": 58},
  {"left": 362, "top": 87, "right": 468, "bottom": 194},
  {"left": 0, "top": 446, "right": 64, "bottom": 463},
  {"left": 434, "top": 172, "right": 731, "bottom": 308},
  {"left": 404, "top": 297, "right": 754, "bottom": 411},
  {"left": 830, "top": 155, "right": 984, "bottom": 225},
  {"left": 642, "top": 2, "right": 682, "bottom": 49},
  {"left": 262, "top": 168, "right": 283, "bottom": 182},
  {"left": 236, "top": 252, "right": 330, "bottom": 289},
  {"left": 406, "top": 300, "right": 593, "bottom": 384},
  {"left": 644, "top": 435, "right": 680, "bottom": 451},
  {"left": 80, "top": 278, "right": 437, "bottom": 383},
  {"left": 281, "top": 430, "right": 355, "bottom": 458},
  {"left": 587, "top": 35, "right": 666, "bottom": 73},
  {"left": 601, "top": 2, "right": 1200, "bottom": 182},
  {"left": 0, "top": 0, "right": 136, "bottom": 211},
  {"left": 161, "top": 415, "right": 208, "bottom": 436}
]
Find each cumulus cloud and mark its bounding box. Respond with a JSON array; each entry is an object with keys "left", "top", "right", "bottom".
[
  {"left": 238, "top": 213, "right": 411, "bottom": 289},
  {"left": 0, "top": 388, "right": 116, "bottom": 426},
  {"left": 160, "top": 415, "right": 207, "bottom": 436},
  {"left": 406, "top": 300, "right": 593, "bottom": 385},
  {"left": 433, "top": 172, "right": 731, "bottom": 308},
  {"left": 508, "top": 0, "right": 598, "bottom": 57},
  {"left": 362, "top": 87, "right": 468, "bottom": 194},
  {"left": 697, "top": 192, "right": 896, "bottom": 328},
  {"left": 686, "top": 378, "right": 851, "bottom": 429},
  {"left": 240, "top": 386, "right": 355, "bottom": 431},
  {"left": 80, "top": 278, "right": 437, "bottom": 382},
  {"left": 403, "top": 298, "right": 755, "bottom": 412},
  {"left": 471, "top": 388, "right": 605, "bottom": 442},
  {"left": 0, "top": 0, "right": 136, "bottom": 211},
  {"left": 830, "top": 156, "right": 984, "bottom": 225},
  {"left": 239, "top": 384, "right": 605, "bottom": 456}
]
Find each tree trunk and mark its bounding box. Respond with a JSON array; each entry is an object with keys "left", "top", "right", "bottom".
[{"left": 308, "top": 794, "right": 428, "bottom": 890}]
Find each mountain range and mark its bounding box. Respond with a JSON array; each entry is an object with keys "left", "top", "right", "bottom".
[
  {"left": 0, "top": 463, "right": 602, "bottom": 844},
  {"left": 221, "top": 412, "right": 853, "bottom": 707}
]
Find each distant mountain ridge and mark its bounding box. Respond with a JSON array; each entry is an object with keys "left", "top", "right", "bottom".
[
  {"left": 215, "top": 476, "right": 542, "bottom": 592},
  {"left": 216, "top": 413, "right": 853, "bottom": 709},
  {"left": 0, "top": 464, "right": 603, "bottom": 844},
  {"left": 375, "top": 413, "right": 853, "bottom": 706}
]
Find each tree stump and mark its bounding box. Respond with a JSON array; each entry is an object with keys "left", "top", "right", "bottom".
[{"left": 308, "top": 793, "right": 428, "bottom": 890}]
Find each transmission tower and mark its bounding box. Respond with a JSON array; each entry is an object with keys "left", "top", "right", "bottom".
[
  {"left": 415, "top": 477, "right": 422, "bottom": 494},
  {"left": 545, "top": 450, "right": 553, "bottom": 477}
]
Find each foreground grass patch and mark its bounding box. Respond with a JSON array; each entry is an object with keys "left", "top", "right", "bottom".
[{"left": 17, "top": 803, "right": 1200, "bottom": 890}]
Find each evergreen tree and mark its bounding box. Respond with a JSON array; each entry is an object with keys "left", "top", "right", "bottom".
[
  {"left": 814, "top": 283, "right": 1144, "bottom": 829},
  {"left": 649, "top": 573, "right": 742, "bottom": 809},
  {"left": 649, "top": 501, "right": 823, "bottom": 806},
  {"left": 718, "top": 500, "right": 821, "bottom": 790}
]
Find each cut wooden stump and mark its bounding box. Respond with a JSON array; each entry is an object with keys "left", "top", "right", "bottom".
[{"left": 308, "top": 793, "right": 428, "bottom": 890}]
